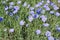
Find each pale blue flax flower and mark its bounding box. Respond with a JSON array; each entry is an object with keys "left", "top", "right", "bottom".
[
  {"left": 45, "top": 31, "right": 51, "bottom": 37},
  {"left": 40, "top": 15, "right": 47, "bottom": 22},
  {"left": 17, "top": 1, "right": 21, "bottom": 4},
  {"left": 43, "top": 23, "right": 49, "bottom": 27},
  {"left": 36, "top": 29, "right": 41, "bottom": 35},
  {"left": 50, "top": 11, "right": 54, "bottom": 14},
  {"left": 9, "top": 28, "right": 14, "bottom": 33},
  {"left": 48, "top": 36, "right": 54, "bottom": 40},
  {"left": 55, "top": 12, "right": 60, "bottom": 17},
  {"left": 28, "top": 15, "right": 34, "bottom": 22},
  {"left": 19, "top": 20, "right": 25, "bottom": 26}
]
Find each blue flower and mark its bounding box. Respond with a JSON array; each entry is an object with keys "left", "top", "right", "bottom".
[
  {"left": 9, "top": 28, "right": 14, "bottom": 33},
  {"left": 19, "top": 20, "right": 25, "bottom": 26},
  {"left": 9, "top": 2, "right": 14, "bottom": 6},
  {"left": 50, "top": 2, "right": 55, "bottom": 6},
  {"left": 29, "top": 11, "right": 34, "bottom": 15},
  {"left": 5, "top": 6, "right": 8, "bottom": 11},
  {"left": 50, "top": 11, "right": 54, "bottom": 14},
  {"left": 14, "top": 6, "right": 20, "bottom": 11},
  {"left": 33, "top": 14, "right": 39, "bottom": 18},
  {"left": 56, "top": 27, "right": 60, "bottom": 32},
  {"left": 53, "top": 5, "right": 59, "bottom": 10},
  {"left": 22, "top": 2, "right": 27, "bottom": 7},
  {"left": 8, "top": 12, "right": 13, "bottom": 16},
  {"left": 13, "top": 8, "right": 16, "bottom": 11},
  {"left": 36, "top": 29, "right": 41, "bottom": 35},
  {"left": 36, "top": 8, "right": 42, "bottom": 14},
  {"left": 40, "top": 15, "right": 47, "bottom": 22},
  {"left": 43, "top": 23, "right": 49, "bottom": 27},
  {"left": 55, "top": 12, "right": 60, "bottom": 17},
  {"left": 0, "top": 17, "right": 3, "bottom": 22},
  {"left": 48, "top": 36, "right": 54, "bottom": 40},
  {"left": 45, "top": 31, "right": 51, "bottom": 37},
  {"left": 28, "top": 15, "right": 34, "bottom": 22},
  {"left": 17, "top": 1, "right": 21, "bottom": 4}
]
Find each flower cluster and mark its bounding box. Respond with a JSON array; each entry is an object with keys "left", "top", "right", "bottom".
[
  {"left": 1, "top": 0, "right": 60, "bottom": 40},
  {"left": 3, "top": 1, "right": 20, "bottom": 16}
]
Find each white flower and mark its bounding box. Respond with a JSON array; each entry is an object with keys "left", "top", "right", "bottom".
[
  {"left": 6, "top": 11, "right": 8, "bottom": 14},
  {"left": 36, "top": 30, "right": 41, "bottom": 35},
  {"left": 48, "top": 36, "right": 54, "bottom": 40},
  {"left": 17, "top": 1, "right": 21, "bottom": 4},
  {"left": 56, "top": 25, "right": 59, "bottom": 27},
  {"left": 43, "top": 23, "right": 49, "bottom": 27},
  {"left": 19, "top": 20, "right": 25, "bottom": 26},
  {"left": 23, "top": 2, "right": 27, "bottom": 7},
  {"left": 40, "top": 15, "right": 47, "bottom": 22},
  {"left": 45, "top": 3, "right": 49, "bottom": 6},
  {"left": 47, "top": 0, "right": 50, "bottom": 3},
  {"left": 27, "top": 4, "right": 30, "bottom": 8},
  {"left": 50, "top": 11, "right": 54, "bottom": 14},
  {"left": 55, "top": 12, "right": 60, "bottom": 16},
  {"left": 45, "top": 31, "right": 51, "bottom": 37},
  {"left": 26, "top": 24, "right": 29, "bottom": 27},
  {"left": 58, "top": 0, "right": 60, "bottom": 3},
  {"left": 9, "top": 28, "right": 14, "bottom": 33},
  {"left": 4, "top": 28, "right": 7, "bottom": 31},
  {"left": 28, "top": 15, "right": 34, "bottom": 22},
  {"left": 9, "top": 2, "right": 14, "bottom": 6},
  {"left": 41, "top": 1, "right": 44, "bottom": 3},
  {"left": 29, "top": 7, "right": 34, "bottom": 11}
]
